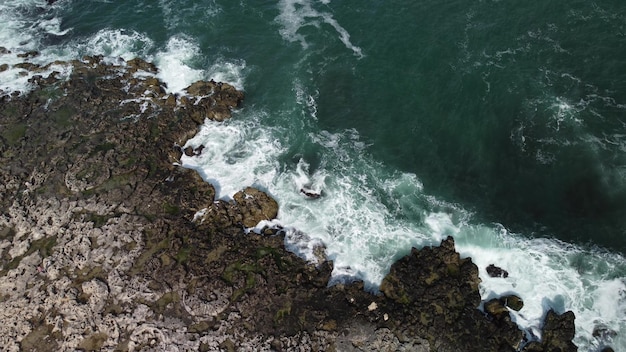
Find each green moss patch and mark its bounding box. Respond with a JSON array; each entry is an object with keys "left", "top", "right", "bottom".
[
  {"left": 129, "top": 238, "right": 169, "bottom": 276},
  {"left": 0, "top": 235, "right": 57, "bottom": 276},
  {"left": 78, "top": 332, "right": 109, "bottom": 351},
  {"left": 2, "top": 123, "right": 27, "bottom": 146}
]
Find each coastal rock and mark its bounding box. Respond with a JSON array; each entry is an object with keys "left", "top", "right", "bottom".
[
  {"left": 542, "top": 310, "right": 577, "bottom": 351},
  {"left": 0, "top": 55, "right": 579, "bottom": 352},
  {"left": 523, "top": 310, "right": 577, "bottom": 352},
  {"left": 487, "top": 264, "right": 509, "bottom": 278},
  {"left": 233, "top": 187, "right": 279, "bottom": 228},
  {"left": 502, "top": 294, "right": 524, "bottom": 311},
  {"left": 126, "top": 57, "right": 158, "bottom": 74},
  {"left": 484, "top": 299, "right": 511, "bottom": 321},
  {"left": 484, "top": 294, "right": 525, "bottom": 314},
  {"left": 17, "top": 51, "right": 39, "bottom": 58},
  {"left": 182, "top": 80, "right": 244, "bottom": 123},
  {"left": 380, "top": 237, "right": 524, "bottom": 351}
]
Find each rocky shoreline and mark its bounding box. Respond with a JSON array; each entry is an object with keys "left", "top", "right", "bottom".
[{"left": 0, "top": 52, "right": 581, "bottom": 351}]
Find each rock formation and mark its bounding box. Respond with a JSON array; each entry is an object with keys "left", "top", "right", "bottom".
[{"left": 0, "top": 52, "right": 581, "bottom": 351}]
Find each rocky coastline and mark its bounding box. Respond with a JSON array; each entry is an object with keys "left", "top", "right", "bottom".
[{"left": 0, "top": 52, "right": 581, "bottom": 351}]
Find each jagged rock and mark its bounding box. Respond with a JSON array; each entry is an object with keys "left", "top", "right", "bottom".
[
  {"left": 485, "top": 299, "right": 511, "bottom": 321},
  {"left": 14, "top": 62, "right": 41, "bottom": 71},
  {"left": 0, "top": 47, "right": 10, "bottom": 55},
  {"left": 487, "top": 264, "right": 509, "bottom": 278},
  {"left": 523, "top": 310, "right": 577, "bottom": 352},
  {"left": 17, "top": 50, "right": 39, "bottom": 58},
  {"left": 542, "top": 310, "right": 577, "bottom": 351},
  {"left": 380, "top": 237, "right": 525, "bottom": 351},
  {"left": 126, "top": 57, "right": 158, "bottom": 74},
  {"left": 184, "top": 146, "right": 195, "bottom": 156},
  {"left": 232, "top": 187, "right": 279, "bottom": 228},
  {"left": 186, "top": 80, "right": 219, "bottom": 96}
]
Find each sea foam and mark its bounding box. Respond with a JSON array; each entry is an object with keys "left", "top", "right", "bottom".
[
  {"left": 181, "top": 76, "right": 626, "bottom": 350},
  {"left": 275, "top": 0, "right": 363, "bottom": 57}
]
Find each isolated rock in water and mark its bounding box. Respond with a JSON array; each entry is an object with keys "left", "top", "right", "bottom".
[
  {"left": 487, "top": 264, "right": 509, "bottom": 278},
  {"left": 233, "top": 187, "right": 279, "bottom": 228},
  {"left": 593, "top": 324, "right": 617, "bottom": 339},
  {"left": 300, "top": 188, "right": 322, "bottom": 199},
  {"left": 502, "top": 294, "right": 524, "bottom": 311}
]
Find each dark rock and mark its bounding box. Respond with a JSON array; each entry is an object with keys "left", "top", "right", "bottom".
[
  {"left": 523, "top": 310, "right": 577, "bottom": 352},
  {"left": 593, "top": 324, "right": 617, "bottom": 339},
  {"left": 17, "top": 50, "right": 40, "bottom": 58},
  {"left": 380, "top": 237, "right": 525, "bottom": 351},
  {"left": 14, "top": 62, "right": 41, "bottom": 71},
  {"left": 126, "top": 57, "right": 158, "bottom": 74},
  {"left": 232, "top": 187, "right": 279, "bottom": 228},
  {"left": 300, "top": 188, "right": 321, "bottom": 198},
  {"left": 502, "top": 294, "right": 524, "bottom": 311},
  {"left": 183, "top": 146, "right": 194, "bottom": 157},
  {"left": 484, "top": 299, "right": 510, "bottom": 321},
  {"left": 0, "top": 47, "right": 10, "bottom": 55},
  {"left": 487, "top": 264, "right": 509, "bottom": 278}
]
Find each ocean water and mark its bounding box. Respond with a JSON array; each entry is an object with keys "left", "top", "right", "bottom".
[{"left": 1, "top": 0, "right": 625, "bottom": 350}]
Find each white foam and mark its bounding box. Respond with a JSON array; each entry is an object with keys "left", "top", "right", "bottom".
[
  {"left": 273, "top": 154, "right": 429, "bottom": 289},
  {"left": 180, "top": 110, "right": 282, "bottom": 199},
  {"left": 182, "top": 108, "right": 433, "bottom": 289},
  {"left": 79, "top": 29, "right": 155, "bottom": 61},
  {"left": 206, "top": 58, "right": 246, "bottom": 92},
  {"left": 0, "top": 0, "right": 73, "bottom": 95},
  {"left": 294, "top": 79, "right": 319, "bottom": 120},
  {"left": 180, "top": 75, "right": 626, "bottom": 350},
  {"left": 450, "top": 222, "right": 626, "bottom": 349},
  {"left": 153, "top": 36, "right": 204, "bottom": 94},
  {"left": 275, "top": 0, "right": 364, "bottom": 57}
]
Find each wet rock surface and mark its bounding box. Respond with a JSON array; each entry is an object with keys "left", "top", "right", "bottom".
[{"left": 0, "top": 55, "right": 579, "bottom": 351}]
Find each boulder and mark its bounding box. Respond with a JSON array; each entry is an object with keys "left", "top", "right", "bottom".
[
  {"left": 523, "top": 310, "right": 577, "bottom": 352},
  {"left": 484, "top": 299, "right": 510, "bottom": 321},
  {"left": 487, "top": 264, "right": 509, "bottom": 278},
  {"left": 233, "top": 187, "right": 279, "bottom": 228},
  {"left": 502, "top": 294, "right": 524, "bottom": 311}
]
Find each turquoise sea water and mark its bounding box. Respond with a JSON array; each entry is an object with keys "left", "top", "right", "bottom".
[{"left": 1, "top": 0, "right": 626, "bottom": 350}]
